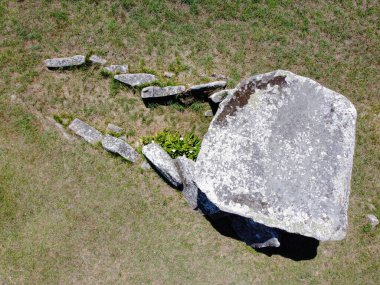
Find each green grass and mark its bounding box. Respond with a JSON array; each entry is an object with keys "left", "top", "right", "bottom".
[{"left": 0, "top": 0, "right": 379, "bottom": 284}]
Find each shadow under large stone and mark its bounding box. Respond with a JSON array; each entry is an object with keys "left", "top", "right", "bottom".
[{"left": 206, "top": 213, "right": 319, "bottom": 261}]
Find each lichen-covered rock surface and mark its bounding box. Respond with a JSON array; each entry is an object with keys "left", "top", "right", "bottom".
[
  {"left": 102, "top": 135, "right": 139, "bottom": 162},
  {"left": 141, "top": 86, "right": 185, "bottom": 99},
  {"left": 114, "top": 73, "right": 156, "bottom": 87},
  {"left": 68, "top": 118, "right": 103, "bottom": 144},
  {"left": 44, "top": 55, "right": 85, "bottom": 68},
  {"left": 174, "top": 156, "right": 198, "bottom": 209},
  {"left": 194, "top": 70, "right": 357, "bottom": 241},
  {"left": 142, "top": 142, "right": 182, "bottom": 188}
]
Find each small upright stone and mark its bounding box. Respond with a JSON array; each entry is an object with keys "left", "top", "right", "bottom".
[
  {"left": 209, "top": 89, "right": 236, "bottom": 104},
  {"left": 164, "top": 71, "right": 175, "bottom": 78},
  {"left": 204, "top": 110, "right": 213, "bottom": 117},
  {"left": 44, "top": 55, "right": 85, "bottom": 69},
  {"left": 142, "top": 142, "right": 182, "bottom": 188},
  {"left": 229, "top": 215, "right": 280, "bottom": 248},
  {"left": 104, "top": 65, "right": 129, "bottom": 74},
  {"left": 141, "top": 86, "right": 185, "bottom": 99},
  {"left": 175, "top": 156, "right": 198, "bottom": 209},
  {"left": 107, "top": 123, "right": 124, "bottom": 136},
  {"left": 366, "top": 214, "right": 379, "bottom": 229},
  {"left": 102, "top": 134, "right": 139, "bottom": 162},
  {"left": 141, "top": 161, "right": 152, "bottom": 170},
  {"left": 68, "top": 118, "right": 103, "bottom": 144},
  {"left": 114, "top": 73, "right": 157, "bottom": 87},
  {"left": 89, "top": 55, "right": 107, "bottom": 65}
]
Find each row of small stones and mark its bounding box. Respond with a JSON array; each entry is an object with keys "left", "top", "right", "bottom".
[
  {"left": 44, "top": 54, "right": 229, "bottom": 164},
  {"left": 44, "top": 54, "right": 235, "bottom": 115}
]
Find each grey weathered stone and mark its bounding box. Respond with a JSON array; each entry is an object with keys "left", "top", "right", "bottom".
[
  {"left": 189, "top": 81, "right": 227, "bottom": 94},
  {"left": 119, "top": 135, "right": 127, "bottom": 141},
  {"left": 366, "top": 214, "right": 379, "bottom": 229},
  {"left": 44, "top": 55, "right": 85, "bottom": 69},
  {"left": 141, "top": 161, "right": 152, "bottom": 170},
  {"left": 197, "top": 190, "right": 221, "bottom": 216},
  {"left": 175, "top": 156, "right": 198, "bottom": 209},
  {"left": 204, "top": 110, "right": 213, "bottom": 117},
  {"left": 114, "top": 73, "right": 156, "bottom": 87},
  {"left": 229, "top": 215, "right": 280, "bottom": 248},
  {"left": 142, "top": 143, "right": 182, "bottom": 188},
  {"left": 164, "top": 71, "right": 175, "bottom": 78},
  {"left": 102, "top": 134, "right": 139, "bottom": 162},
  {"left": 68, "top": 118, "right": 103, "bottom": 144},
  {"left": 209, "top": 89, "right": 236, "bottom": 104},
  {"left": 89, "top": 55, "right": 107, "bottom": 65},
  {"left": 107, "top": 123, "right": 124, "bottom": 135},
  {"left": 194, "top": 70, "right": 357, "bottom": 241},
  {"left": 211, "top": 73, "right": 228, "bottom": 80},
  {"left": 104, "top": 65, "right": 129, "bottom": 74},
  {"left": 141, "top": 86, "right": 185, "bottom": 99},
  {"left": 179, "top": 81, "right": 227, "bottom": 105}
]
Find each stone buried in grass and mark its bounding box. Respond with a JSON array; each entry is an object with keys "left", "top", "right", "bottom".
[
  {"left": 104, "top": 65, "right": 129, "bottom": 74},
  {"left": 102, "top": 135, "right": 139, "bottom": 162},
  {"left": 114, "top": 73, "right": 157, "bottom": 87},
  {"left": 107, "top": 123, "right": 124, "bottom": 135},
  {"left": 89, "top": 55, "right": 107, "bottom": 65},
  {"left": 68, "top": 118, "right": 103, "bottom": 144},
  {"left": 142, "top": 142, "right": 182, "bottom": 188},
  {"left": 194, "top": 70, "right": 357, "bottom": 241},
  {"left": 44, "top": 55, "right": 85, "bottom": 69},
  {"left": 141, "top": 86, "right": 185, "bottom": 99}
]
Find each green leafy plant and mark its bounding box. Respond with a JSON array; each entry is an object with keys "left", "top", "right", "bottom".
[
  {"left": 53, "top": 113, "right": 73, "bottom": 127},
  {"left": 141, "top": 129, "right": 202, "bottom": 160}
]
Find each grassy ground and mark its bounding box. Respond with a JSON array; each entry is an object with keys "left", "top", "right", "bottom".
[{"left": 0, "top": 0, "right": 379, "bottom": 284}]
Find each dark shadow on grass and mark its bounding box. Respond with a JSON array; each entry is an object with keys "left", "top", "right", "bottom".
[
  {"left": 255, "top": 230, "right": 319, "bottom": 261},
  {"left": 206, "top": 213, "right": 319, "bottom": 261}
]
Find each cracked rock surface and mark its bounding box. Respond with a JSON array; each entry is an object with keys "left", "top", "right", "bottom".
[{"left": 194, "top": 70, "right": 357, "bottom": 241}]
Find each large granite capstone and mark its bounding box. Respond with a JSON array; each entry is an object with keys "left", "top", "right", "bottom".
[{"left": 194, "top": 70, "right": 357, "bottom": 241}]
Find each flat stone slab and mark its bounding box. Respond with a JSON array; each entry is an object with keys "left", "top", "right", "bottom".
[
  {"left": 141, "top": 86, "right": 185, "bottom": 99},
  {"left": 114, "top": 73, "right": 157, "bottom": 87},
  {"left": 89, "top": 55, "right": 107, "bottom": 65},
  {"left": 209, "top": 89, "right": 236, "bottom": 104},
  {"left": 68, "top": 118, "right": 103, "bottom": 144},
  {"left": 142, "top": 142, "right": 182, "bottom": 188},
  {"left": 189, "top": 81, "right": 226, "bottom": 94},
  {"left": 104, "top": 65, "right": 129, "bottom": 74},
  {"left": 194, "top": 70, "right": 357, "bottom": 241},
  {"left": 44, "top": 55, "right": 85, "bottom": 69},
  {"left": 175, "top": 156, "right": 198, "bottom": 209},
  {"left": 229, "top": 215, "right": 280, "bottom": 248},
  {"left": 102, "top": 135, "right": 139, "bottom": 162}
]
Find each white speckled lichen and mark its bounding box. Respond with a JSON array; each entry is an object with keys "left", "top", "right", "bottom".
[{"left": 194, "top": 70, "right": 357, "bottom": 241}]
